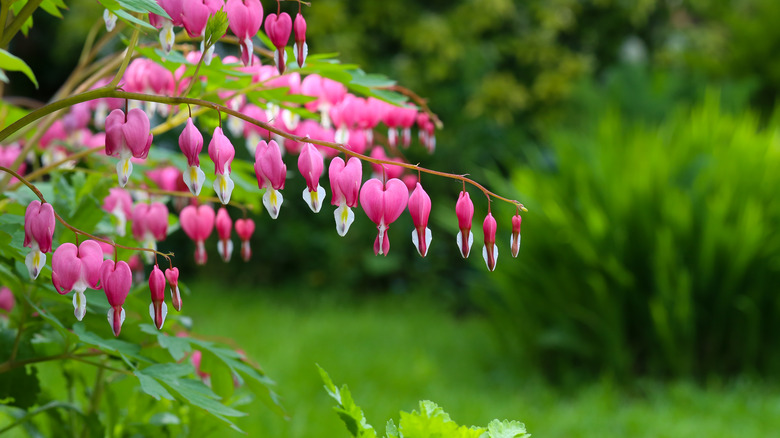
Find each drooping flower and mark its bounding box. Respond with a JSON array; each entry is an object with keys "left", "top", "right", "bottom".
[
  {"left": 100, "top": 259, "right": 132, "bottom": 337},
  {"left": 254, "top": 140, "right": 287, "bottom": 219},
  {"left": 510, "top": 214, "right": 522, "bottom": 258},
  {"left": 241, "top": 104, "right": 270, "bottom": 154},
  {"left": 104, "top": 108, "right": 153, "bottom": 187},
  {"left": 408, "top": 183, "right": 432, "bottom": 257},
  {"left": 208, "top": 127, "right": 236, "bottom": 205},
  {"left": 148, "top": 265, "right": 168, "bottom": 330},
  {"left": 329, "top": 157, "right": 362, "bottom": 236},
  {"left": 147, "top": 166, "right": 183, "bottom": 192},
  {"left": 235, "top": 218, "right": 255, "bottom": 262},
  {"left": 179, "top": 117, "right": 207, "bottom": 196},
  {"left": 52, "top": 240, "right": 103, "bottom": 320},
  {"left": 0, "top": 287, "right": 14, "bottom": 313},
  {"left": 149, "top": 0, "right": 184, "bottom": 54},
  {"left": 293, "top": 12, "right": 307, "bottom": 67},
  {"left": 180, "top": 204, "right": 215, "bottom": 264},
  {"left": 165, "top": 267, "right": 182, "bottom": 311},
  {"left": 24, "top": 201, "right": 55, "bottom": 279},
  {"left": 226, "top": 0, "right": 263, "bottom": 66},
  {"left": 102, "top": 188, "right": 133, "bottom": 236},
  {"left": 483, "top": 212, "right": 498, "bottom": 271},
  {"left": 369, "top": 147, "right": 404, "bottom": 180},
  {"left": 264, "top": 12, "right": 292, "bottom": 73},
  {"left": 103, "top": 9, "right": 118, "bottom": 32},
  {"left": 298, "top": 143, "right": 326, "bottom": 213},
  {"left": 215, "top": 207, "right": 233, "bottom": 262},
  {"left": 359, "top": 178, "right": 408, "bottom": 256},
  {"left": 131, "top": 202, "right": 169, "bottom": 263},
  {"left": 455, "top": 191, "right": 474, "bottom": 258}
]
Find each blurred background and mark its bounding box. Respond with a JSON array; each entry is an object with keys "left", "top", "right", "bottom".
[{"left": 8, "top": 0, "right": 780, "bottom": 436}]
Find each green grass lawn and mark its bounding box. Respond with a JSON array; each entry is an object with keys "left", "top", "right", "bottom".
[{"left": 186, "top": 281, "right": 780, "bottom": 437}]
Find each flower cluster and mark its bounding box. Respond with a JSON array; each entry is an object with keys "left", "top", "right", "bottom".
[{"left": 3, "top": 0, "right": 526, "bottom": 339}]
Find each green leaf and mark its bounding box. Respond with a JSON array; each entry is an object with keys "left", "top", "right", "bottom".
[
  {"left": 135, "top": 371, "right": 174, "bottom": 401},
  {"left": 0, "top": 49, "right": 38, "bottom": 88},
  {"left": 113, "top": 8, "right": 157, "bottom": 31},
  {"left": 39, "top": 0, "right": 66, "bottom": 18},
  {"left": 72, "top": 323, "right": 145, "bottom": 361},
  {"left": 116, "top": 0, "right": 169, "bottom": 17},
  {"left": 484, "top": 419, "right": 530, "bottom": 438},
  {"left": 399, "top": 401, "right": 485, "bottom": 438},
  {"left": 205, "top": 10, "right": 229, "bottom": 47},
  {"left": 317, "top": 365, "right": 377, "bottom": 438}
]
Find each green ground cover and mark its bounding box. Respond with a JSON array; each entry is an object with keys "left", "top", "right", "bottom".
[{"left": 186, "top": 282, "right": 780, "bottom": 437}]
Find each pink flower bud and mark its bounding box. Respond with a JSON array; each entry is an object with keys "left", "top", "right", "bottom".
[
  {"left": 482, "top": 212, "right": 498, "bottom": 271},
  {"left": 293, "top": 13, "right": 307, "bottom": 67},
  {"left": 165, "top": 267, "right": 182, "bottom": 311},
  {"left": 0, "top": 287, "right": 15, "bottom": 313},
  {"left": 208, "top": 127, "right": 236, "bottom": 204},
  {"left": 148, "top": 265, "right": 168, "bottom": 329},
  {"left": 52, "top": 240, "right": 103, "bottom": 320},
  {"left": 102, "top": 188, "right": 133, "bottom": 236},
  {"left": 147, "top": 166, "right": 182, "bottom": 192},
  {"left": 180, "top": 205, "right": 215, "bottom": 265},
  {"left": 359, "top": 178, "right": 408, "bottom": 256},
  {"left": 510, "top": 214, "right": 522, "bottom": 258},
  {"left": 105, "top": 108, "right": 153, "bottom": 187},
  {"left": 298, "top": 143, "right": 325, "bottom": 213},
  {"left": 100, "top": 259, "right": 132, "bottom": 337},
  {"left": 408, "top": 183, "right": 432, "bottom": 257},
  {"left": 24, "top": 201, "right": 55, "bottom": 279},
  {"left": 234, "top": 218, "right": 254, "bottom": 262},
  {"left": 455, "top": 191, "right": 474, "bottom": 258},
  {"left": 216, "top": 207, "right": 233, "bottom": 262},
  {"left": 369, "top": 147, "right": 404, "bottom": 180}
]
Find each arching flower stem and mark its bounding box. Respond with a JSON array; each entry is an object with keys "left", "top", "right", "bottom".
[{"left": 0, "top": 166, "right": 175, "bottom": 265}]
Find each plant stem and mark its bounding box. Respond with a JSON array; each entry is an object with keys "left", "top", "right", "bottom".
[
  {"left": 0, "top": 401, "right": 83, "bottom": 435},
  {"left": 0, "top": 87, "right": 526, "bottom": 210},
  {"left": 108, "top": 24, "right": 140, "bottom": 88},
  {"left": 0, "top": 0, "right": 44, "bottom": 48},
  {"left": 0, "top": 165, "right": 176, "bottom": 263}
]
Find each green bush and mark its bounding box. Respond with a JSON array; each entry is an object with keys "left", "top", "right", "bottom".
[{"left": 477, "top": 91, "right": 780, "bottom": 380}]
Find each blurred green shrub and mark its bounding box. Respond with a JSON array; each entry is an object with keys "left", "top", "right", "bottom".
[{"left": 477, "top": 90, "right": 780, "bottom": 380}]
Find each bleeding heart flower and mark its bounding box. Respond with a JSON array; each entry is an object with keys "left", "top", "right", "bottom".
[
  {"left": 103, "top": 188, "right": 133, "bottom": 236},
  {"left": 105, "top": 108, "right": 153, "bottom": 187},
  {"left": 408, "top": 183, "right": 432, "bottom": 257},
  {"left": 359, "top": 178, "right": 408, "bottom": 256},
  {"left": 483, "top": 212, "right": 498, "bottom": 271},
  {"left": 148, "top": 265, "right": 168, "bottom": 329},
  {"left": 254, "top": 140, "right": 287, "bottom": 219},
  {"left": 52, "top": 240, "right": 103, "bottom": 320},
  {"left": 180, "top": 204, "right": 215, "bottom": 264},
  {"left": 510, "top": 214, "right": 522, "bottom": 258},
  {"left": 208, "top": 127, "right": 236, "bottom": 205},
  {"left": 131, "top": 202, "right": 169, "bottom": 263},
  {"left": 298, "top": 143, "right": 326, "bottom": 213},
  {"left": 165, "top": 267, "right": 182, "bottom": 311},
  {"left": 179, "top": 117, "right": 207, "bottom": 196},
  {"left": 100, "top": 259, "right": 132, "bottom": 337},
  {"left": 455, "top": 191, "right": 474, "bottom": 259},
  {"left": 265, "top": 12, "right": 292, "bottom": 73},
  {"left": 235, "top": 218, "right": 255, "bottom": 262},
  {"left": 24, "top": 201, "right": 55, "bottom": 279},
  {"left": 216, "top": 207, "right": 233, "bottom": 262},
  {"left": 0, "top": 287, "right": 15, "bottom": 313},
  {"left": 329, "top": 157, "right": 362, "bottom": 236},
  {"left": 226, "top": 0, "right": 263, "bottom": 66}
]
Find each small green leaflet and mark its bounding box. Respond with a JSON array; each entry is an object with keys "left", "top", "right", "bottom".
[{"left": 0, "top": 49, "right": 38, "bottom": 88}]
